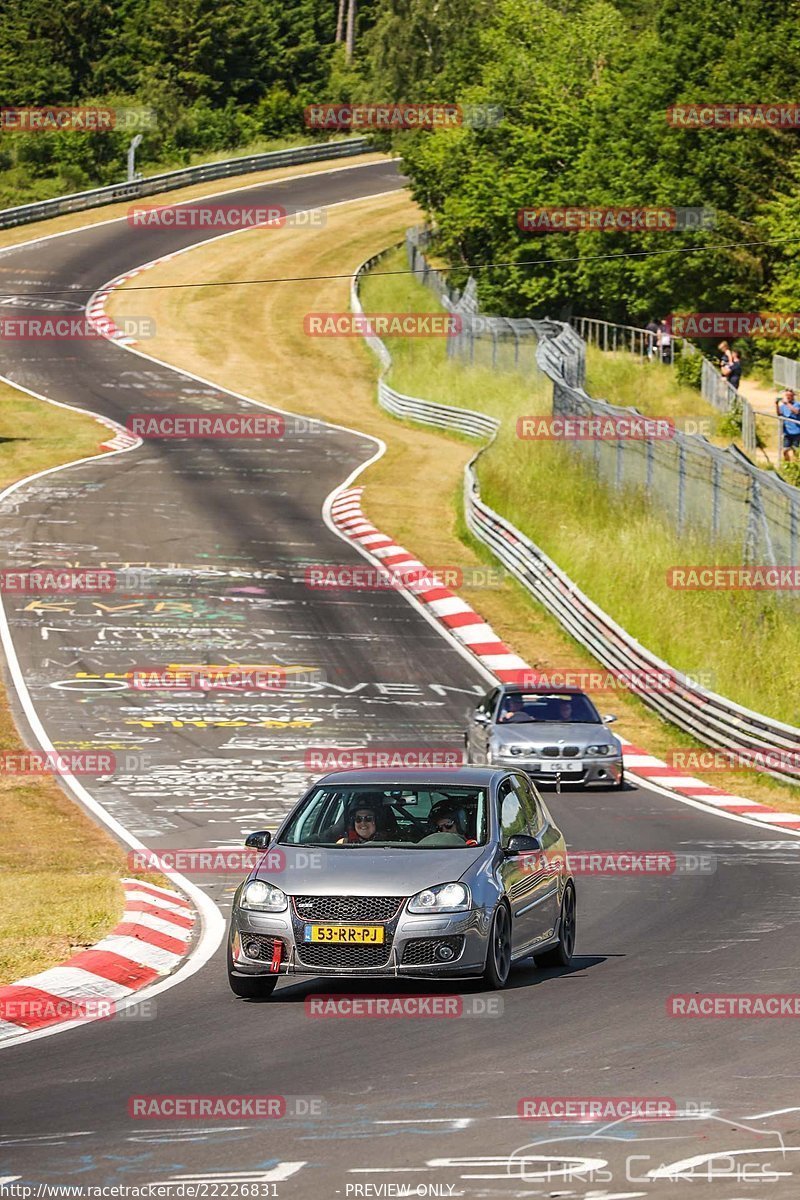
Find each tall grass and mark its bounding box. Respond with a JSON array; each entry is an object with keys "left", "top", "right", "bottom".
[{"left": 361, "top": 248, "right": 796, "bottom": 725}]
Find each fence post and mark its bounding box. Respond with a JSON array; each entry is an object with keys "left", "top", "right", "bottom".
[
  {"left": 677, "top": 441, "right": 686, "bottom": 532},
  {"left": 711, "top": 459, "right": 720, "bottom": 542},
  {"left": 645, "top": 439, "right": 654, "bottom": 494},
  {"left": 603, "top": 323, "right": 608, "bottom": 351}
]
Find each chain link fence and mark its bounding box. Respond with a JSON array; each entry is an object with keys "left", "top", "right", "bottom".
[
  {"left": 406, "top": 227, "right": 799, "bottom": 565},
  {"left": 774, "top": 354, "right": 800, "bottom": 391},
  {"left": 354, "top": 237, "right": 800, "bottom": 783}
]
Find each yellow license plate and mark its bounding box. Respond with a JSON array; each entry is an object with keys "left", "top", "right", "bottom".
[{"left": 303, "top": 924, "right": 385, "bottom": 944}]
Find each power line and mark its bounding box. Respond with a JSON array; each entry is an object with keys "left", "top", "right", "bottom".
[{"left": 0, "top": 233, "right": 796, "bottom": 301}]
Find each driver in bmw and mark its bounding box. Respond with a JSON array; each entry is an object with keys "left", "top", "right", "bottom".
[{"left": 498, "top": 693, "right": 527, "bottom": 722}]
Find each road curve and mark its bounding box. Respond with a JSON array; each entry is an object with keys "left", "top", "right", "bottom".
[{"left": 0, "top": 159, "right": 799, "bottom": 1198}]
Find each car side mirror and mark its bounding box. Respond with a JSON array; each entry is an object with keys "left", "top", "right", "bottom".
[
  {"left": 602, "top": 714, "right": 617, "bottom": 724},
  {"left": 504, "top": 833, "right": 543, "bottom": 856},
  {"left": 245, "top": 830, "right": 271, "bottom": 850},
  {"left": 473, "top": 711, "right": 490, "bottom": 725}
]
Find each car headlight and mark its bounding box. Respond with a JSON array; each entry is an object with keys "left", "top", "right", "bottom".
[
  {"left": 407, "top": 882, "right": 471, "bottom": 914},
  {"left": 509, "top": 744, "right": 535, "bottom": 756},
  {"left": 586, "top": 744, "right": 612, "bottom": 756},
  {"left": 240, "top": 880, "right": 288, "bottom": 912}
]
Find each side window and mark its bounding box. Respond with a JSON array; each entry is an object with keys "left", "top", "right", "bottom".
[
  {"left": 498, "top": 777, "right": 529, "bottom": 841},
  {"left": 477, "top": 688, "right": 499, "bottom": 717},
  {"left": 515, "top": 774, "right": 545, "bottom": 835}
]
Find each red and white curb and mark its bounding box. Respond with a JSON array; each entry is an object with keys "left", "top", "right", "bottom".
[
  {"left": 0, "top": 879, "right": 196, "bottom": 1040},
  {"left": 87, "top": 252, "right": 182, "bottom": 349},
  {"left": 330, "top": 488, "right": 529, "bottom": 682},
  {"left": 330, "top": 487, "right": 800, "bottom": 832}
]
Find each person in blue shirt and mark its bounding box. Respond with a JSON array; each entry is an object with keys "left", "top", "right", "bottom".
[{"left": 776, "top": 388, "right": 800, "bottom": 462}]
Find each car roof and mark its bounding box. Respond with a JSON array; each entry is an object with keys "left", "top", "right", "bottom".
[
  {"left": 499, "top": 685, "right": 590, "bottom": 698},
  {"left": 313, "top": 767, "right": 504, "bottom": 787}
]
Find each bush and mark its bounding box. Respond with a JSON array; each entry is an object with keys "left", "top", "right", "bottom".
[
  {"left": 779, "top": 460, "right": 800, "bottom": 488},
  {"left": 674, "top": 349, "right": 703, "bottom": 390}
]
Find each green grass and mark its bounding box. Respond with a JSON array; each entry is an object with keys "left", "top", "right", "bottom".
[
  {"left": 361, "top": 247, "right": 797, "bottom": 727},
  {"left": 584, "top": 346, "right": 725, "bottom": 438}
]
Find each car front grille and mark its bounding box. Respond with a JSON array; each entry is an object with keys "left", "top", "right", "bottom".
[
  {"left": 292, "top": 895, "right": 402, "bottom": 923},
  {"left": 296, "top": 942, "right": 392, "bottom": 969},
  {"left": 541, "top": 745, "right": 580, "bottom": 757},
  {"left": 401, "top": 936, "right": 465, "bottom": 966},
  {"left": 240, "top": 934, "right": 282, "bottom": 962}
]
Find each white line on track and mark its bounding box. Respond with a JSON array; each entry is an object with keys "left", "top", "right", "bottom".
[{"left": 0, "top": 382, "right": 225, "bottom": 1051}]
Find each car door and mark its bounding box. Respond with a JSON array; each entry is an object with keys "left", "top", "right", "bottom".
[
  {"left": 515, "top": 773, "right": 562, "bottom": 942},
  {"left": 496, "top": 775, "right": 542, "bottom": 956},
  {"left": 467, "top": 687, "right": 498, "bottom": 763}
]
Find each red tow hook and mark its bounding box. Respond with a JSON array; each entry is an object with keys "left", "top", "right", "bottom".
[{"left": 270, "top": 940, "right": 283, "bottom": 973}]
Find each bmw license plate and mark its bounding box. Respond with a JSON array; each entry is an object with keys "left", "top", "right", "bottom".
[
  {"left": 304, "top": 924, "right": 384, "bottom": 944},
  {"left": 540, "top": 761, "right": 582, "bottom": 772}
]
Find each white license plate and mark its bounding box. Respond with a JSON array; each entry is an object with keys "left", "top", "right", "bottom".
[{"left": 540, "top": 761, "right": 582, "bottom": 772}]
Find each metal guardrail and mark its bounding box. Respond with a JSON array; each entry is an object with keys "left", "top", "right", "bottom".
[
  {"left": 351, "top": 250, "right": 499, "bottom": 441},
  {"left": 351, "top": 240, "right": 800, "bottom": 785},
  {"left": 0, "top": 138, "right": 371, "bottom": 230}
]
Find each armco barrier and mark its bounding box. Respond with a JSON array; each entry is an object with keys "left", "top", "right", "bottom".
[
  {"left": 351, "top": 243, "right": 800, "bottom": 786},
  {"left": 0, "top": 138, "right": 371, "bottom": 230}
]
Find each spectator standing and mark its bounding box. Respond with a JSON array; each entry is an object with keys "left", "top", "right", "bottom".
[
  {"left": 645, "top": 317, "right": 660, "bottom": 361},
  {"left": 659, "top": 318, "right": 672, "bottom": 363},
  {"left": 717, "top": 341, "right": 733, "bottom": 370},
  {"left": 721, "top": 349, "right": 742, "bottom": 391},
  {"left": 776, "top": 388, "right": 800, "bottom": 462}
]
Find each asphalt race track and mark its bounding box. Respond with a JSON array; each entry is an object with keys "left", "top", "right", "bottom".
[{"left": 1, "top": 159, "right": 800, "bottom": 1198}]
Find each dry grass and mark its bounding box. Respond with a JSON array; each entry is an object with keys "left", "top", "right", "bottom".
[{"left": 106, "top": 197, "right": 800, "bottom": 816}]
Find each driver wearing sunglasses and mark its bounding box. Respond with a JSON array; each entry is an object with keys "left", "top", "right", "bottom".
[{"left": 337, "top": 804, "right": 380, "bottom": 844}]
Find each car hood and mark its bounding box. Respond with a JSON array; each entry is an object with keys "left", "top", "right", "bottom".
[
  {"left": 492, "top": 721, "right": 617, "bottom": 746},
  {"left": 257, "top": 845, "right": 487, "bottom": 895}
]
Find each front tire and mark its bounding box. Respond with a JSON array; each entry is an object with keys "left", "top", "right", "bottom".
[
  {"left": 534, "top": 883, "right": 576, "bottom": 968},
  {"left": 482, "top": 903, "right": 512, "bottom": 989},
  {"left": 227, "top": 943, "right": 279, "bottom": 999}
]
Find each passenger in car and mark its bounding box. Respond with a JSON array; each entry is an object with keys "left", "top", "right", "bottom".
[{"left": 427, "top": 800, "right": 468, "bottom": 843}]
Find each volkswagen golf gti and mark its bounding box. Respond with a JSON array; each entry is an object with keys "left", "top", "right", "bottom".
[{"left": 227, "top": 766, "right": 575, "bottom": 997}]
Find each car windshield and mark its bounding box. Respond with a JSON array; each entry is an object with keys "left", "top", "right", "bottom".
[
  {"left": 280, "top": 785, "right": 488, "bottom": 848},
  {"left": 496, "top": 691, "right": 601, "bottom": 724}
]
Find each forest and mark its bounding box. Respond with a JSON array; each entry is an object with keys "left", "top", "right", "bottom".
[{"left": 2, "top": 0, "right": 799, "bottom": 340}]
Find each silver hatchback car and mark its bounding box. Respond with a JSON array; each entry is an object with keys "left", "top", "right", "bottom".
[
  {"left": 465, "top": 685, "right": 624, "bottom": 789},
  {"left": 227, "top": 767, "right": 575, "bottom": 998}
]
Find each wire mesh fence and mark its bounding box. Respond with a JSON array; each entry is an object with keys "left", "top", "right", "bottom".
[
  {"left": 774, "top": 354, "right": 800, "bottom": 391},
  {"left": 406, "top": 226, "right": 800, "bottom": 567}
]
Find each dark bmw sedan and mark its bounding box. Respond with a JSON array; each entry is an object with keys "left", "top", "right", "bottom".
[{"left": 228, "top": 767, "right": 575, "bottom": 997}]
